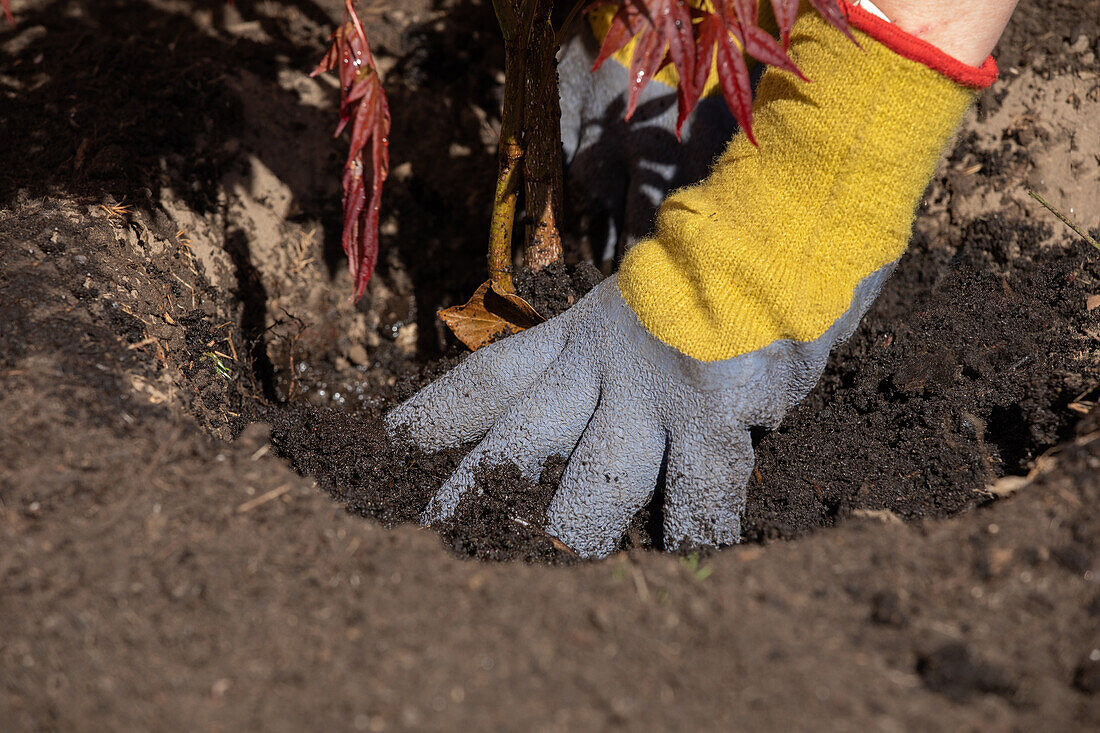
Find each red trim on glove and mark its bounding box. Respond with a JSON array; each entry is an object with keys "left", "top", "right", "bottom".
[{"left": 839, "top": 1, "right": 999, "bottom": 89}]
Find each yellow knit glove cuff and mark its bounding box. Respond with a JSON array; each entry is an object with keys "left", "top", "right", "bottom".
[{"left": 617, "top": 9, "right": 986, "bottom": 362}]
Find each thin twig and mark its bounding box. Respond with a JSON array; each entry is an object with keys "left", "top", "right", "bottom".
[
  {"left": 1028, "top": 190, "right": 1100, "bottom": 252},
  {"left": 172, "top": 273, "right": 196, "bottom": 308},
  {"left": 237, "top": 484, "right": 292, "bottom": 513}
]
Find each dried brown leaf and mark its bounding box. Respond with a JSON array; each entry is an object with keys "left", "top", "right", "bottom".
[{"left": 439, "top": 280, "right": 546, "bottom": 351}]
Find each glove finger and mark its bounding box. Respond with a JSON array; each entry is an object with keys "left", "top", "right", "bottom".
[
  {"left": 662, "top": 421, "right": 753, "bottom": 549},
  {"left": 421, "top": 356, "right": 599, "bottom": 524},
  {"left": 545, "top": 400, "right": 666, "bottom": 558},
  {"left": 385, "top": 315, "right": 569, "bottom": 452}
]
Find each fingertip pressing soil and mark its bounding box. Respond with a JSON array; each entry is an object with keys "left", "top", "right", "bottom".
[
  {"left": 437, "top": 457, "right": 580, "bottom": 564},
  {"left": 265, "top": 402, "right": 583, "bottom": 563},
  {"left": 266, "top": 405, "right": 445, "bottom": 526}
]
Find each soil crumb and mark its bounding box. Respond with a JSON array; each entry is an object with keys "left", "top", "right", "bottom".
[{"left": 514, "top": 260, "right": 603, "bottom": 318}]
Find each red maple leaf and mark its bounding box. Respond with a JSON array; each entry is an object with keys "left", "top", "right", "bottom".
[
  {"left": 590, "top": 0, "right": 698, "bottom": 137},
  {"left": 589, "top": 0, "right": 852, "bottom": 144},
  {"left": 312, "top": 0, "right": 391, "bottom": 301},
  {"left": 765, "top": 0, "right": 855, "bottom": 50},
  {"left": 807, "top": 0, "right": 858, "bottom": 45},
  {"left": 768, "top": 0, "right": 799, "bottom": 49}
]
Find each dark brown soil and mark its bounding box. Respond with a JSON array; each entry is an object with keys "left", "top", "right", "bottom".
[
  {"left": 513, "top": 260, "right": 603, "bottom": 318},
  {"left": 745, "top": 215, "right": 1100, "bottom": 540},
  {"left": 2, "top": 0, "right": 1100, "bottom": 729}
]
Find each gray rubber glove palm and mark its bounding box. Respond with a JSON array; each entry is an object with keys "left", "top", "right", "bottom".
[{"left": 386, "top": 267, "right": 893, "bottom": 558}]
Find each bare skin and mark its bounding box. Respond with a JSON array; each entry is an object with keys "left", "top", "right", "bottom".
[{"left": 872, "top": 0, "right": 1021, "bottom": 66}]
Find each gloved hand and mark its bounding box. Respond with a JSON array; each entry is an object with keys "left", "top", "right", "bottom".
[
  {"left": 386, "top": 267, "right": 893, "bottom": 557},
  {"left": 388, "top": 3, "right": 1000, "bottom": 557}
]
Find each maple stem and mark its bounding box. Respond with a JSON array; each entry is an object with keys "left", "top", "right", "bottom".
[
  {"left": 344, "top": 0, "right": 370, "bottom": 55},
  {"left": 522, "top": 0, "right": 565, "bottom": 271},
  {"left": 491, "top": 0, "right": 518, "bottom": 41},
  {"left": 488, "top": 2, "right": 535, "bottom": 292}
]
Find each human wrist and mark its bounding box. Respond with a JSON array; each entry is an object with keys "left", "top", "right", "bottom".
[
  {"left": 843, "top": 0, "right": 999, "bottom": 89},
  {"left": 868, "top": 0, "right": 1019, "bottom": 66}
]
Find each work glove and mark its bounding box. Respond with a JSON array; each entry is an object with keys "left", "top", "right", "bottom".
[
  {"left": 387, "top": 3, "right": 997, "bottom": 557},
  {"left": 387, "top": 267, "right": 893, "bottom": 557}
]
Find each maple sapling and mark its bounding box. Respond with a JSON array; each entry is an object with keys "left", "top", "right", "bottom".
[
  {"left": 314, "top": 0, "right": 855, "bottom": 348},
  {"left": 438, "top": 0, "right": 568, "bottom": 350}
]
